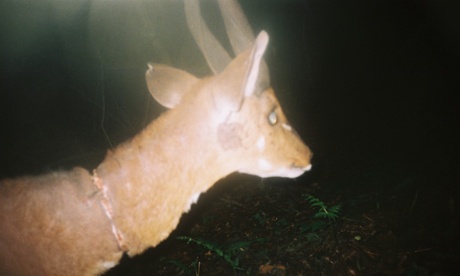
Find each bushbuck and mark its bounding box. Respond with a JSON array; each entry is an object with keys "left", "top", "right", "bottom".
[{"left": 0, "top": 0, "right": 312, "bottom": 275}]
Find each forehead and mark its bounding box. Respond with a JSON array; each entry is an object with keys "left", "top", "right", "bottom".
[
  {"left": 259, "top": 88, "right": 280, "bottom": 106},
  {"left": 237, "top": 87, "right": 282, "bottom": 117}
]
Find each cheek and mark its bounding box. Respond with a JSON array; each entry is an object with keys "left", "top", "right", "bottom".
[
  {"left": 257, "top": 128, "right": 283, "bottom": 160},
  {"left": 256, "top": 135, "right": 266, "bottom": 152},
  {"left": 257, "top": 158, "right": 272, "bottom": 170},
  {"left": 217, "top": 122, "right": 243, "bottom": 150}
]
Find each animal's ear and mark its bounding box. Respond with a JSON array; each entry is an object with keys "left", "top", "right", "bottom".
[
  {"left": 145, "top": 63, "right": 199, "bottom": 109},
  {"left": 211, "top": 31, "right": 269, "bottom": 117}
]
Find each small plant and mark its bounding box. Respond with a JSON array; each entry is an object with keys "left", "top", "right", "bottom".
[
  {"left": 303, "top": 194, "right": 342, "bottom": 222},
  {"left": 302, "top": 194, "right": 342, "bottom": 244},
  {"left": 177, "top": 236, "right": 250, "bottom": 271},
  {"left": 164, "top": 258, "right": 198, "bottom": 275}
]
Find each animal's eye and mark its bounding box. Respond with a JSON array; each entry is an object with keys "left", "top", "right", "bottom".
[{"left": 268, "top": 110, "right": 278, "bottom": 126}]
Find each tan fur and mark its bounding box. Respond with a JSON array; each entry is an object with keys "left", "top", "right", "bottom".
[
  {"left": 0, "top": 168, "right": 122, "bottom": 275},
  {"left": 0, "top": 3, "right": 312, "bottom": 275}
]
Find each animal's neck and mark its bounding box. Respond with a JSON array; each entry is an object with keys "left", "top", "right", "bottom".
[{"left": 96, "top": 108, "right": 233, "bottom": 256}]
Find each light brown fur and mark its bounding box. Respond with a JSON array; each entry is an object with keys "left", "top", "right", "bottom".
[
  {"left": 0, "top": 3, "right": 312, "bottom": 275},
  {"left": 0, "top": 168, "right": 122, "bottom": 275}
]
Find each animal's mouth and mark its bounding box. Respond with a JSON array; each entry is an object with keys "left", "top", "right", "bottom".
[{"left": 284, "top": 163, "right": 312, "bottom": 178}]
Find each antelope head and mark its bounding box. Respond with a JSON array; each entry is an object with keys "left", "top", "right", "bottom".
[{"left": 145, "top": 0, "right": 313, "bottom": 179}]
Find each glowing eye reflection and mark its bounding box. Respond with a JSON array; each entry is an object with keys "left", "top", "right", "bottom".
[{"left": 268, "top": 110, "right": 278, "bottom": 125}]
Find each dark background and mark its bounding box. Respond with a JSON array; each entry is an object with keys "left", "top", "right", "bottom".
[{"left": 1, "top": 0, "right": 459, "bottom": 273}]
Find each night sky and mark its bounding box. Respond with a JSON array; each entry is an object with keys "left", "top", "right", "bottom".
[{"left": 1, "top": 0, "right": 459, "bottom": 217}]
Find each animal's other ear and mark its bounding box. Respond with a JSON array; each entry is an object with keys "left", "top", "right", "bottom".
[
  {"left": 145, "top": 63, "right": 199, "bottom": 109},
  {"left": 211, "top": 31, "right": 269, "bottom": 118}
]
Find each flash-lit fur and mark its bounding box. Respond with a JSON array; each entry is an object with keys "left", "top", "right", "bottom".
[{"left": 0, "top": 1, "right": 312, "bottom": 275}]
